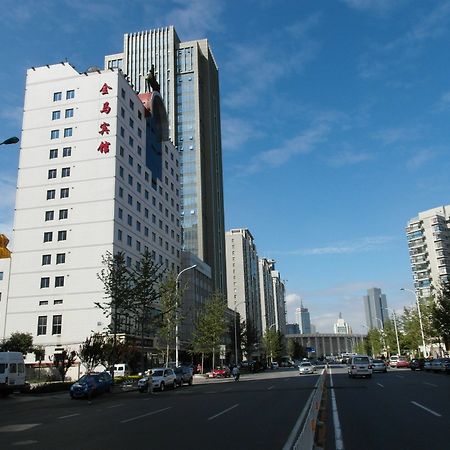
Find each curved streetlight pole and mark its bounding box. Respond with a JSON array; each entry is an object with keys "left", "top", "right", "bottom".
[
  {"left": 175, "top": 264, "right": 197, "bottom": 367},
  {"left": 400, "top": 288, "right": 427, "bottom": 357},
  {"left": 384, "top": 307, "right": 401, "bottom": 356},
  {"left": 0, "top": 136, "right": 19, "bottom": 146}
]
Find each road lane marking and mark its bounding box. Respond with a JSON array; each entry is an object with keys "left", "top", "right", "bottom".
[
  {"left": 0, "top": 424, "right": 41, "bottom": 433},
  {"left": 330, "top": 368, "right": 345, "bottom": 450},
  {"left": 377, "top": 383, "right": 384, "bottom": 388},
  {"left": 423, "top": 382, "right": 438, "bottom": 387},
  {"left": 12, "top": 440, "right": 39, "bottom": 446},
  {"left": 267, "top": 385, "right": 275, "bottom": 390},
  {"left": 207, "top": 403, "right": 239, "bottom": 421},
  {"left": 121, "top": 407, "right": 172, "bottom": 423},
  {"left": 411, "top": 401, "right": 441, "bottom": 417},
  {"left": 106, "top": 404, "right": 123, "bottom": 409},
  {"left": 58, "top": 413, "right": 80, "bottom": 419}
]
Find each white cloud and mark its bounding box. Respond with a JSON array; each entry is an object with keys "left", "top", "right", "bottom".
[
  {"left": 221, "top": 117, "right": 264, "bottom": 152},
  {"left": 406, "top": 149, "right": 439, "bottom": 170},
  {"left": 373, "top": 126, "right": 421, "bottom": 145},
  {"left": 326, "top": 150, "right": 374, "bottom": 167},
  {"left": 434, "top": 91, "right": 450, "bottom": 111},
  {"left": 341, "top": 0, "right": 400, "bottom": 14},
  {"left": 276, "top": 236, "right": 395, "bottom": 257}
]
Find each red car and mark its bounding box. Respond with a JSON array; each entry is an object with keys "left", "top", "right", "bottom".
[
  {"left": 210, "top": 366, "right": 231, "bottom": 378},
  {"left": 396, "top": 357, "right": 409, "bottom": 368}
]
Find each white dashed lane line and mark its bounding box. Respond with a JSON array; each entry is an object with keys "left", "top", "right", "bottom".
[
  {"left": 411, "top": 401, "right": 442, "bottom": 417},
  {"left": 207, "top": 403, "right": 239, "bottom": 421}
]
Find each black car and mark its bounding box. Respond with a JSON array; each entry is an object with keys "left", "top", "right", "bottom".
[
  {"left": 409, "top": 358, "right": 425, "bottom": 371},
  {"left": 174, "top": 366, "right": 193, "bottom": 387}
]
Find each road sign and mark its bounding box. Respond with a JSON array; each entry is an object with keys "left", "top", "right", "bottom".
[
  {"left": 219, "top": 344, "right": 226, "bottom": 360},
  {"left": 306, "top": 347, "right": 315, "bottom": 352}
]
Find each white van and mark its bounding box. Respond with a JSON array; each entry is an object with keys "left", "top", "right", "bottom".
[
  {"left": 0, "top": 352, "right": 26, "bottom": 396},
  {"left": 113, "top": 363, "right": 130, "bottom": 377}
]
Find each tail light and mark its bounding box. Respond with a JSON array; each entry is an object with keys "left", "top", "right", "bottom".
[
  {"left": 351, "top": 365, "right": 356, "bottom": 369},
  {"left": 368, "top": 365, "right": 372, "bottom": 369}
]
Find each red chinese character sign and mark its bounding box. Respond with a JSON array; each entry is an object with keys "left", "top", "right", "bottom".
[
  {"left": 98, "top": 141, "right": 110, "bottom": 154},
  {"left": 100, "top": 102, "right": 111, "bottom": 114},
  {"left": 98, "top": 122, "right": 110, "bottom": 135},
  {"left": 100, "top": 83, "right": 112, "bottom": 95}
]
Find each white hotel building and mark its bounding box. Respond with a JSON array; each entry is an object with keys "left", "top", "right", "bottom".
[{"left": 0, "top": 62, "right": 181, "bottom": 363}]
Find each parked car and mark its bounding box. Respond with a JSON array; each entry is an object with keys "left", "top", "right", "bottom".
[
  {"left": 371, "top": 359, "right": 387, "bottom": 373},
  {"left": 174, "top": 366, "right": 193, "bottom": 386},
  {"left": 147, "top": 368, "right": 177, "bottom": 391},
  {"left": 389, "top": 355, "right": 399, "bottom": 368},
  {"left": 210, "top": 366, "right": 231, "bottom": 378},
  {"left": 70, "top": 372, "right": 112, "bottom": 399},
  {"left": 409, "top": 358, "right": 425, "bottom": 371},
  {"left": 431, "top": 358, "right": 445, "bottom": 372},
  {"left": 443, "top": 358, "right": 450, "bottom": 374},
  {"left": 396, "top": 356, "right": 410, "bottom": 368},
  {"left": 424, "top": 359, "right": 433, "bottom": 371},
  {"left": 298, "top": 362, "right": 315, "bottom": 375},
  {"left": 271, "top": 362, "right": 279, "bottom": 369},
  {"left": 348, "top": 355, "right": 373, "bottom": 378}
]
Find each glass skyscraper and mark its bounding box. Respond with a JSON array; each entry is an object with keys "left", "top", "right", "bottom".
[{"left": 105, "top": 26, "right": 226, "bottom": 295}]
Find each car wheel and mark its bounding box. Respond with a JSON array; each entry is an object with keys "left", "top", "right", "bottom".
[
  {"left": 160, "top": 382, "right": 165, "bottom": 392},
  {"left": 173, "top": 380, "right": 177, "bottom": 389},
  {"left": 367, "top": 375, "right": 372, "bottom": 378},
  {"left": 188, "top": 378, "right": 193, "bottom": 386}
]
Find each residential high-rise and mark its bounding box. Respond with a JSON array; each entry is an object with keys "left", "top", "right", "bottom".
[
  {"left": 295, "top": 303, "right": 311, "bottom": 334},
  {"left": 258, "top": 257, "right": 276, "bottom": 334},
  {"left": 225, "top": 229, "right": 262, "bottom": 344},
  {"left": 0, "top": 234, "right": 12, "bottom": 335},
  {"left": 105, "top": 26, "right": 227, "bottom": 296},
  {"left": 270, "top": 261, "right": 287, "bottom": 335},
  {"left": 0, "top": 63, "right": 181, "bottom": 364},
  {"left": 363, "top": 287, "right": 388, "bottom": 330},
  {"left": 406, "top": 205, "right": 450, "bottom": 298}
]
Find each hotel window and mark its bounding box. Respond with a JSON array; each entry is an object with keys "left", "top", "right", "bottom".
[
  {"left": 136, "top": 221, "right": 141, "bottom": 232},
  {"left": 53, "top": 92, "right": 62, "bottom": 101},
  {"left": 48, "top": 169, "right": 57, "bottom": 179},
  {"left": 119, "top": 187, "right": 123, "bottom": 198},
  {"left": 137, "top": 182, "right": 141, "bottom": 193},
  {"left": 56, "top": 253, "right": 66, "bottom": 264},
  {"left": 128, "top": 195, "right": 133, "bottom": 205},
  {"left": 128, "top": 175, "right": 133, "bottom": 186},
  {"left": 144, "top": 227, "right": 149, "bottom": 237},
  {"left": 60, "top": 188, "right": 69, "bottom": 198},
  {"left": 127, "top": 235, "right": 132, "bottom": 246},
  {"left": 137, "top": 128, "right": 142, "bottom": 138},
  {"left": 40, "top": 277, "right": 50, "bottom": 288},
  {"left": 52, "top": 110, "right": 61, "bottom": 120},
  {"left": 144, "top": 190, "right": 149, "bottom": 200},
  {"left": 119, "top": 166, "right": 124, "bottom": 178},
  {"left": 121, "top": 107, "right": 125, "bottom": 118},
  {"left": 63, "top": 147, "right": 71, "bottom": 157},
  {"left": 54, "top": 299, "right": 63, "bottom": 305},
  {"left": 58, "top": 230, "right": 67, "bottom": 241},
  {"left": 43, "top": 232, "right": 53, "bottom": 242},
  {"left": 138, "top": 110, "right": 142, "bottom": 120},
  {"left": 136, "top": 201, "right": 141, "bottom": 212},
  {"left": 49, "top": 149, "right": 58, "bottom": 159},
  {"left": 51, "top": 130, "right": 59, "bottom": 139},
  {"left": 136, "top": 241, "right": 141, "bottom": 252},
  {"left": 126, "top": 256, "right": 132, "bottom": 267},
  {"left": 63, "top": 128, "right": 72, "bottom": 138},
  {"left": 129, "top": 118, "right": 134, "bottom": 128},
  {"left": 137, "top": 147, "right": 142, "bottom": 157},
  {"left": 59, "top": 209, "right": 68, "bottom": 220},
  {"left": 61, "top": 167, "right": 71, "bottom": 178},
  {"left": 45, "top": 211, "right": 54, "bottom": 221},
  {"left": 118, "top": 229, "right": 122, "bottom": 241},
  {"left": 55, "top": 276, "right": 64, "bottom": 288},
  {"left": 127, "top": 215, "right": 132, "bottom": 226},
  {"left": 119, "top": 146, "right": 124, "bottom": 157},
  {"left": 128, "top": 155, "right": 133, "bottom": 166},
  {"left": 47, "top": 189, "right": 56, "bottom": 200},
  {"left": 120, "top": 127, "right": 125, "bottom": 137},
  {"left": 52, "top": 315, "right": 62, "bottom": 334},
  {"left": 66, "top": 90, "right": 75, "bottom": 99},
  {"left": 42, "top": 254, "right": 51, "bottom": 265},
  {"left": 37, "top": 316, "right": 47, "bottom": 335},
  {"left": 121, "top": 88, "right": 125, "bottom": 99},
  {"left": 65, "top": 108, "right": 74, "bottom": 118},
  {"left": 129, "top": 99, "right": 134, "bottom": 110},
  {"left": 118, "top": 208, "right": 123, "bottom": 219}
]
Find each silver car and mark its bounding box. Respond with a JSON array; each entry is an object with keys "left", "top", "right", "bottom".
[
  {"left": 138, "top": 368, "right": 176, "bottom": 392},
  {"left": 298, "top": 362, "right": 315, "bottom": 375},
  {"left": 371, "top": 359, "right": 387, "bottom": 373}
]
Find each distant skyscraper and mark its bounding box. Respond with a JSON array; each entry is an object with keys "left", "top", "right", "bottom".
[
  {"left": 363, "top": 288, "right": 389, "bottom": 330},
  {"left": 225, "top": 229, "right": 262, "bottom": 341},
  {"left": 406, "top": 205, "right": 450, "bottom": 298},
  {"left": 334, "top": 313, "right": 351, "bottom": 334},
  {"left": 295, "top": 303, "right": 311, "bottom": 334},
  {"left": 105, "top": 26, "right": 226, "bottom": 296}
]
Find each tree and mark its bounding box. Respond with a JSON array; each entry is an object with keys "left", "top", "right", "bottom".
[
  {"left": 96, "top": 251, "right": 132, "bottom": 378},
  {"left": 263, "top": 328, "right": 282, "bottom": 364},
  {"left": 287, "top": 338, "right": 306, "bottom": 360},
  {"left": 33, "top": 346, "right": 45, "bottom": 381},
  {"left": 157, "top": 273, "right": 178, "bottom": 367},
  {"left": 78, "top": 334, "right": 106, "bottom": 372},
  {"left": 366, "top": 329, "right": 383, "bottom": 356},
  {"left": 53, "top": 349, "right": 77, "bottom": 381},
  {"left": 130, "top": 250, "right": 163, "bottom": 372},
  {"left": 193, "top": 293, "right": 227, "bottom": 371},
  {"left": 1, "top": 332, "right": 33, "bottom": 354},
  {"left": 241, "top": 321, "right": 259, "bottom": 360},
  {"left": 433, "top": 282, "right": 450, "bottom": 349}
]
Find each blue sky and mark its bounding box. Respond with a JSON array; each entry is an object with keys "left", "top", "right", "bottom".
[{"left": 1, "top": 0, "right": 450, "bottom": 333}]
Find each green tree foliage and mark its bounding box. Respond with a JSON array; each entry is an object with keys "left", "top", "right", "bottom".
[
  {"left": 433, "top": 282, "right": 450, "bottom": 348},
  {"left": 241, "top": 320, "right": 258, "bottom": 360},
  {"left": 286, "top": 339, "right": 305, "bottom": 360},
  {"left": 53, "top": 349, "right": 77, "bottom": 381},
  {"left": 366, "top": 329, "right": 383, "bottom": 356},
  {"left": 193, "top": 292, "right": 227, "bottom": 370},
  {"left": 263, "top": 328, "right": 282, "bottom": 363},
  {"left": 1, "top": 332, "right": 34, "bottom": 354},
  {"left": 78, "top": 334, "right": 107, "bottom": 372}
]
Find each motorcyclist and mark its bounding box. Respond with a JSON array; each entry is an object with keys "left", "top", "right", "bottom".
[{"left": 232, "top": 365, "right": 240, "bottom": 381}]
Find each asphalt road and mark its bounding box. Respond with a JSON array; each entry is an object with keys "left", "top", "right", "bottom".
[
  {"left": 326, "top": 365, "right": 450, "bottom": 450},
  {"left": 0, "top": 369, "right": 319, "bottom": 450}
]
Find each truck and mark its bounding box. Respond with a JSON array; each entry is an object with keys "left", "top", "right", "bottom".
[{"left": 0, "top": 352, "right": 26, "bottom": 397}]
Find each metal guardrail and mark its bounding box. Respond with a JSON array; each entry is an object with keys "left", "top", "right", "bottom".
[{"left": 284, "top": 368, "right": 327, "bottom": 450}]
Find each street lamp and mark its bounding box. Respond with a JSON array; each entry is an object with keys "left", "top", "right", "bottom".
[
  {"left": 384, "top": 307, "right": 401, "bottom": 356},
  {"left": 400, "top": 288, "right": 427, "bottom": 357},
  {"left": 175, "top": 264, "right": 197, "bottom": 367},
  {"left": 0, "top": 136, "right": 19, "bottom": 146}
]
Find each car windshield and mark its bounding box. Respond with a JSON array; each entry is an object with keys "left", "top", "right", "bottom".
[
  {"left": 353, "top": 357, "right": 369, "bottom": 364},
  {"left": 301, "top": 363, "right": 311, "bottom": 367},
  {"left": 152, "top": 370, "right": 164, "bottom": 377},
  {"left": 373, "top": 360, "right": 383, "bottom": 363},
  {"left": 77, "top": 375, "right": 96, "bottom": 383}
]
